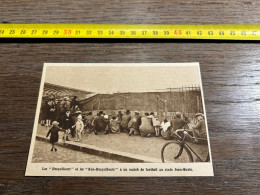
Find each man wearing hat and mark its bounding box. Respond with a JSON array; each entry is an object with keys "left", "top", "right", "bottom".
[
  {"left": 59, "top": 97, "right": 71, "bottom": 124},
  {"left": 192, "top": 113, "right": 207, "bottom": 142},
  {"left": 121, "top": 109, "right": 131, "bottom": 133},
  {"left": 70, "top": 96, "right": 79, "bottom": 112},
  {"left": 93, "top": 111, "right": 109, "bottom": 135}
]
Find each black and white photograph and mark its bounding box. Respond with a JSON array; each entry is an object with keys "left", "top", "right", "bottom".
[{"left": 25, "top": 63, "right": 213, "bottom": 176}]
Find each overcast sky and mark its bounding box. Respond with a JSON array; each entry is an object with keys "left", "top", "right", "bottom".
[{"left": 44, "top": 64, "right": 201, "bottom": 93}]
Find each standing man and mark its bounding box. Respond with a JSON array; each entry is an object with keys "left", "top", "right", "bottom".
[
  {"left": 149, "top": 112, "right": 161, "bottom": 136},
  {"left": 121, "top": 109, "right": 131, "bottom": 133},
  {"left": 51, "top": 99, "right": 59, "bottom": 123},
  {"left": 46, "top": 100, "right": 54, "bottom": 127},
  {"left": 59, "top": 97, "right": 70, "bottom": 125},
  {"left": 70, "top": 96, "right": 79, "bottom": 113},
  {"left": 55, "top": 98, "right": 62, "bottom": 123},
  {"left": 117, "top": 110, "right": 123, "bottom": 122}
]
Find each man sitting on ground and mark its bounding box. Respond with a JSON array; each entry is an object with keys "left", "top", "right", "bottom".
[
  {"left": 128, "top": 111, "right": 141, "bottom": 136},
  {"left": 191, "top": 113, "right": 207, "bottom": 143},
  {"left": 93, "top": 111, "right": 109, "bottom": 135},
  {"left": 85, "top": 112, "right": 94, "bottom": 133}
]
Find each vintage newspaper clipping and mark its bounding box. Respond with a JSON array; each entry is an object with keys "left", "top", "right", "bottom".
[{"left": 25, "top": 63, "right": 214, "bottom": 176}]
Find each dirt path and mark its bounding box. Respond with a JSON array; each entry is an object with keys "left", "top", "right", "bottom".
[{"left": 37, "top": 124, "right": 209, "bottom": 162}]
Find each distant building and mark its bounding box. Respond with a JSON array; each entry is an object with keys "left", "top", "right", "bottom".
[{"left": 42, "top": 82, "right": 93, "bottom": 100}]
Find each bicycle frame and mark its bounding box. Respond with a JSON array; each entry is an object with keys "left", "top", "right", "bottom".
[{"left": 175, "top": 130, "right": 210, "bottom": 162}]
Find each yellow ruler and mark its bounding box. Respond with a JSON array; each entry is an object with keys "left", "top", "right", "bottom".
[{"left": 0, "top": 24, "right": 259, "bottom": 40}]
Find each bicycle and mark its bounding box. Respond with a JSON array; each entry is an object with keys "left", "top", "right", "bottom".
[{"left": 161, "top": 129, "right": 210, "bottom": 163}]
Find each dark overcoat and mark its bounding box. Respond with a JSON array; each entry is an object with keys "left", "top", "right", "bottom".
[{"left": 46, "top": 126, "right": 64, "bottom": 144}]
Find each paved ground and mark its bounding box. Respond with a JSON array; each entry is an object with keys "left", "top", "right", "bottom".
[
  {"left": 32, "top": 140, "right": 121, "bottom": 163},
  {"left": 36, "top": 124, "right": 209, "bottom": 163}
]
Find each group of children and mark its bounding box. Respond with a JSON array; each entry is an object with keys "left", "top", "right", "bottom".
[
  {"left": 44, "top": 97, "right": 207, "bottom": 152},
  {"left": 46, "top": 114, "right": 84, "bottom": 152}
]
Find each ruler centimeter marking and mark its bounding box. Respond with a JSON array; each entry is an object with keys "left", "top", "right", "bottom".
[{"left": 0, "top": 24, "right": 259, "bottom": 40}]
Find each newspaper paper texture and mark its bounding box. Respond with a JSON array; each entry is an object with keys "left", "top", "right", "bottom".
[{"left": 26, "top": 63, "right": 214, "bottom": 176}]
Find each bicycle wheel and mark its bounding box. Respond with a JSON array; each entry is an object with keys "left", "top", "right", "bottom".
[{"left": 161, "top": 141, "right": 193, "bottom": 163}]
